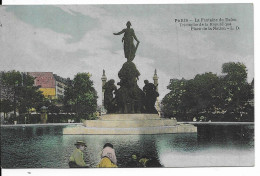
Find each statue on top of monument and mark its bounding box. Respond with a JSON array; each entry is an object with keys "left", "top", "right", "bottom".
[{"left": 113, "top": 21, "right": 140, "bottom": 62}]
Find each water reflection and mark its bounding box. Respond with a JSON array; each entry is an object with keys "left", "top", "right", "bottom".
[
  {"left": 1, "top": 124, "right": 254, "bottom": 168},
  {"left": 197, "top": 124, "right": 254, "bottom": 147},
  {"left": 156, "top": 125, "right": 254, "bottom": 167}
]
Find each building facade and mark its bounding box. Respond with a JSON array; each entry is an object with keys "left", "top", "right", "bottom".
[
  {"left": 27, "top": 72, "right": 62, "bottom": 99},
  {"left": 53, "top": 74, "right": 67, "bottom": 99}
]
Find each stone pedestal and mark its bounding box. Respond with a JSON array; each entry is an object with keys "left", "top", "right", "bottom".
[
  {"left": 40, "top": 113, "right": 48, "bottom": 124},
  {"left": 99, "top": 114, "right": 160, "bottom": 120},
  {"left": 63, "top": 114, "right": 197, "bottom": 135}
]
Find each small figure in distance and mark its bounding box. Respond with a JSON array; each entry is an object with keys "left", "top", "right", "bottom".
[
  {"left": 69, "top": 141, "right": 89, "bottom": 168},
  {"left": 145, "top": 156, "right": 163, "bottom": 167},
  {"left": 139, "top": 155, "right": 150, "bottom": 167},
  {"left": 97, "top": 143, "right": 118, "bottom": 168},
  {"left": 113, "top": 21, "right": 140, "bottom": 62},
  {"left": 127, "top": 154, "right": 162, "bottom": 168}
]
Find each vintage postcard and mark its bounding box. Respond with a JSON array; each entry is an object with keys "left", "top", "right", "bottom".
[{"left": 0, "top": 3, "right": 254, "bottom": 169}]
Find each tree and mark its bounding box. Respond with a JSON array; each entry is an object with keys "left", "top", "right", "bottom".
[
  {"left": 162, "top": 73, "right": 221, "bottom": 121},
  {"left": 17, "top": 85, "right": 44, "bottom": 116},
  {"left": 47, "top": 99, "right": 61, "bottom": 114},
  {"left": 1, "top": 71, "right": 45, "bottom": 122},
  {"left": 221, "top": 62, "right": 253, "bottom": 121},
  {"left": 0, "top": 99, "right": 13, "bottom": 119},
  {"left": 222, "top": 62, "right": 247, "bottom": 84},
  {"left": 1, "top": 70, "right": 22, "bottom": 119},
  {"left": 161, "top": 78, "right": 189, "bottom": 119},
  {"left": 63, "top": 78, "right": 73, "bottom": 113},
  {"left": 189, "top": 72, "right": 221, "bottom": 120},
  {"left": 64, "top": 73, "right": 98, "bottom": 119}
]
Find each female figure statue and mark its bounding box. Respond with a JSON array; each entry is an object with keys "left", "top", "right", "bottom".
[{"left": 113, "top": 21, "right": 140, "bottom": 62}]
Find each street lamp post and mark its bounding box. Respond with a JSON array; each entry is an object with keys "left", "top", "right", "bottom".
[
  {"left": 101, "top": 70, "right": 107, "bottom": 115},
  {"left": 13, "top": 81, "right": 18, "bottom": 124}
]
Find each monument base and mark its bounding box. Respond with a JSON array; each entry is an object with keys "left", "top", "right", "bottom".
[
  {"left": 63, "top": 114, "right": 197, "bottom": 135},
  {"left": 99, "top": 114, "right": 160, "bottom": 120}
]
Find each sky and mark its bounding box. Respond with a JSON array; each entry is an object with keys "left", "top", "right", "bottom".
[{"left": 0, "top": 4, "right": 254, "bottom": 105}]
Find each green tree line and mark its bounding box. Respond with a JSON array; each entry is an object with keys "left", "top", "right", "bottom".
[
  {"left": 0, "top": 71, "right": 98, "bottom": 124},
  {"left": 161, "top": 62, "right": 254, "bottom": 122}
]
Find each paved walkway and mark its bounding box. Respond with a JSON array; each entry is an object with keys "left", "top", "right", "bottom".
[
  {"left": 178, "top": 122, "right": 254, "bottom": 125},
  {"left": 1, "top": 123, "right": 82, "bottom": 127}
]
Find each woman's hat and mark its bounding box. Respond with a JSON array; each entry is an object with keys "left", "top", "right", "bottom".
[{"left": 74, "top": 141, "right": 87, "bottom": 147}]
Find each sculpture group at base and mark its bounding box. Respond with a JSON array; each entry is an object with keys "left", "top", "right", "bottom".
[
  {"left": 103, "top": 67, "right": 158, "bottom": 114},
  {"left": 103, "top": 21, "right": 159, "bottom": 114}
]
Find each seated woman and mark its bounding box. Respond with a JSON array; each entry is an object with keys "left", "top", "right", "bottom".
[{"left": 97, "top": 143, "right": 118, "bottom": 168}]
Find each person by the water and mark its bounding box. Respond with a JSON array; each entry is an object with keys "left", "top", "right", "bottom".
[
  {"left": 127, "top": 154, "right": 162, "bottom": 168},
  {"left": 69, "top": 141, "right": 88, "bottom": 168},
  {"left": 113, "top": 21, "right": 140, "bottom": 62},
  {"left": 97, "top": 143, "right": 118, "bottom": 168},
  {"left": 126, "top": 154, "right": 142, "bottom": 168}
]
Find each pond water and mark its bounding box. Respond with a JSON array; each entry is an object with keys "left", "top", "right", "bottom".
[{"left": 1, "top": 124, "right": 254, "bottom": 168}]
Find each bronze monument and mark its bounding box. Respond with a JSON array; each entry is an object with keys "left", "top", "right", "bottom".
[{"left": 103, "top": 21, "right": 158, "bottom": 114}]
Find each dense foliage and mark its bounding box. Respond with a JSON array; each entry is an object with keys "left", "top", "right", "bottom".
[
  {"left": 161, "top": 62, "right": 254, "bottom": 122},
  {"left": 0, "top": 71, "right": 45, "bottom": 121},
  {"left": 63, "top": 73, "right": 98, "bottom": 120}
]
